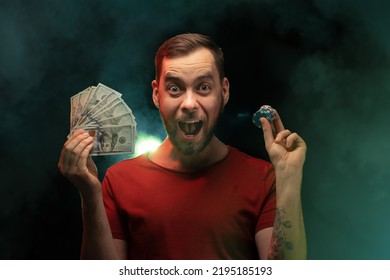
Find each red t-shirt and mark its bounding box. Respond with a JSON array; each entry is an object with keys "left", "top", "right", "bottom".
[{"left": 102, "top": 146, "right": 276, "bottom": 259}]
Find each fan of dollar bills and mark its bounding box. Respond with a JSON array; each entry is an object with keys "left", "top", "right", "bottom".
[{"left": 69, "top": 83, "right": 137, "bottom": 156}]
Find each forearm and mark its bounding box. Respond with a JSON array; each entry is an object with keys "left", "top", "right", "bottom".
[
  {"left": 268, "top": 168, "right": 307, "bottom": 260},
  {"left": 80, "top": 191, "right": 118, "bottom": 259}
]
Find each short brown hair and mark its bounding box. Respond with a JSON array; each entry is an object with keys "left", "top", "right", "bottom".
[{"left": 154, "top": 33, "right": 225, "bottom": 83}]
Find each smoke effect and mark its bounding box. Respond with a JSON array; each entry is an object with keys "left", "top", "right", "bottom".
[{"left": 1, "top": 0, "right": 389, "bottom": 259}]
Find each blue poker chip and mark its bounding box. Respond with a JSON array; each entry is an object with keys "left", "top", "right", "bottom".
[{"left": 252, "top": 105, "right": 276, "bottom": 128}]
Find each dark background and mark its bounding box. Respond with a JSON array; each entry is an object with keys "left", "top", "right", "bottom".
[{"left": 1, "top": 0, "right": 389, "bottom": 259}]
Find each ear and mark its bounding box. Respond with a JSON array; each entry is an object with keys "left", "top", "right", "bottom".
[
  {"left": 151, "top": 80, "right": 160, "bottom": 108},
  {"left": 221, "top": 77, "right": 230, "bottom": 106}
]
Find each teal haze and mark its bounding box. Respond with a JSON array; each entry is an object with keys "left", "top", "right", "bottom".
[{"left": 1, "top": 0, "right": 389, "bottom": 259}]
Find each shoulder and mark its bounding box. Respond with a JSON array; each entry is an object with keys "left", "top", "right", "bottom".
[
  {"left": 102, "top": 153, "right": 153, "bottom": 192},
  {"left": 227, "top": 146, "right": 273, "bottom": 171},
  {"left": 105, "top": 153, "right": 150, "bottom": 177},
  {"left": 225, "top": 146, "right": 275, "bottom": 195}
]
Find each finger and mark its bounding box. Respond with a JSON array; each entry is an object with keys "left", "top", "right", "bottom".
[
  {"left": 62, "top": 132, "right": 89, "bottom": 167},
  {"left": 76, "top": 142, "right": 94, "bottom": 170},
  {"left": 62, "top": 133, "right": 92, "bottom": 171},
  {"left": 60, "top": 129, "right": 86, "bottom": 165},
  {"left": 67, "top": 136, "right": 94, "bottom": 168},
  {"left": 86, "top": 154, "right": 98, "bottom": 176},
  {"left": 275, "top": 129, "right": 292, "bottom": 146},
  {"left": 272, "top": 110, "right": 285, "bottom": 134},
  {"left": 63, "top": 129, "right": 85, "bottom": 147},
  {"left": 285, "top": 132, "right": 300, "bottom": 150}
]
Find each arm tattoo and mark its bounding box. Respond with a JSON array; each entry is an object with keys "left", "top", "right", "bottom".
[{"left": 267, "top": 208, "right": 294, "bottom": 259}]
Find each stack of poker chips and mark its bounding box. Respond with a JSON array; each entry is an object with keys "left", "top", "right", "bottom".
[{"left": 252, "top": 105, "right": 277, "bottom": 128}]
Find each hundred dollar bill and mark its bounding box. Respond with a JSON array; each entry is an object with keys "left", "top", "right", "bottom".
[
  {"left": 70, "top": 92, "right": 80, "bottom": 128},
  {"left": 80, "top": 92, "right": 122, "bottom": 124},
  {"left": 85, "top": 125, "right": 136, "bottom": 156},
  {"left": 88, "top": 99, "right": 133, "bottom": 122},
  {"left": 73, "top": 86, "right": 94, "bottom": 127},
  {"left": 78, "top": 112, "right": 136, "bottom": 127},
  {"left": 78, "top": 83, "right": 122, "bottom": 125}
]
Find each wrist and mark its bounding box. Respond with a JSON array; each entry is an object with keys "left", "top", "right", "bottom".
[
  {"left": 274, "top": 167, "right": 303, "bottom": 196},
  {"left": 78, "top": 184, "right": 103, "bottom": 204},
  {"left": 274, "top": 164, "right": 303, "bottom": 179}
]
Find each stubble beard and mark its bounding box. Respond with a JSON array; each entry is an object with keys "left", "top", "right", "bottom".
[
  {"left": 168, "top": 121, "right": 214, "bottom": 155},
  {"left": 161, "top": 100, "right": 224, "bottom": 156}
]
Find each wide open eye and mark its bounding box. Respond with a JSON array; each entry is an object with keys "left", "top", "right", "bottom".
[
  {"left": 168, "top": 84, "right": 182, "bottom": 95},
  {"left": 198, "top": 84, "right": 211, "bottom": 95}
]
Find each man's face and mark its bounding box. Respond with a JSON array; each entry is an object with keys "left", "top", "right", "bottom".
[{"left": 152, "top": 48, "right": 229, "bottom": 155}]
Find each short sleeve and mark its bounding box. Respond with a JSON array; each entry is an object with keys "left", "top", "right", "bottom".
[{"left": 255, "top": 165, "right": 276, "bottom": 232}]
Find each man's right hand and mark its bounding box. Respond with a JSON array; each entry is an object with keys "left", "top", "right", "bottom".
[{"left": 58, "top": 129, "right": 101, "bottom": 197}]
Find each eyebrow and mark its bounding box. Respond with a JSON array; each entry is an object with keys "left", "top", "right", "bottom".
[
  {"left": 163, "top": 74, "right": 181, "bottom": 83},
  {"left": 195, "top": 74, "right": 214, "bottom": 83},
  {"left": 163, "top": 72, "right": 215, "bottom": 83}
]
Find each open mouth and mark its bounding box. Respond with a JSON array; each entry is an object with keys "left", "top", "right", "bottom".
[{"left": 178, "top": 120, "right": 203, "bottom": 136}]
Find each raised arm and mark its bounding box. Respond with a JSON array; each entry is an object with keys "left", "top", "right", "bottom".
[
  {"left": 58, "top": 129, "right": 127, "bottom": 259},
  {"left": 258, "top": 113, "right": 307, "bottom": 260}
]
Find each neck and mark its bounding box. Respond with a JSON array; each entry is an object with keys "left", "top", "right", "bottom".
[{"left": 149, "top": 136, "right": 228, "bottom": 171}]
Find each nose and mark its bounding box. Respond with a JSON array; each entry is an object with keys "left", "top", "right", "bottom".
[{"left": 180, "top": 91, "right": 198, "bottom": 113}]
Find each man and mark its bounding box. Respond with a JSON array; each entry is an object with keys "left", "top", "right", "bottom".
[{"left": 58, "top": 33, "right": 307, "bottom": 260}]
